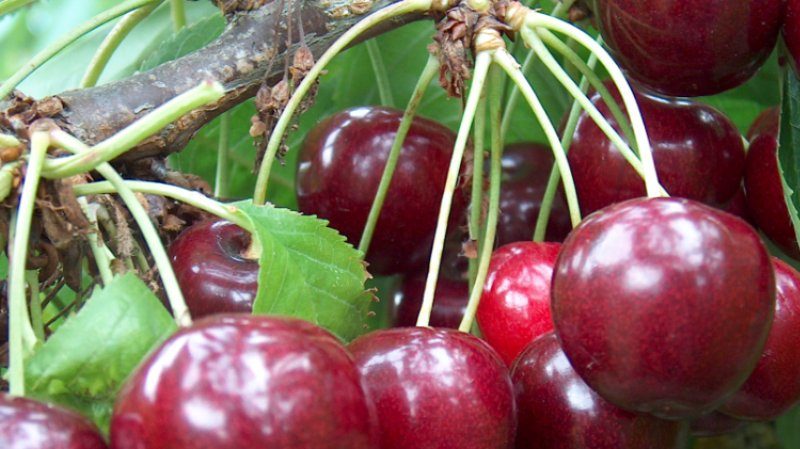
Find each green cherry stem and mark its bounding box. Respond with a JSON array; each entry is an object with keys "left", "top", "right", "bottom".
[
  {"left": 81, "top": 2, "right": 160, "bottom": 88},
  {"left": 170, "top": 0, "right": 186, "bottom": 31},
  {"left": 8, "top": 131, "right": 49, "bottom": 396},
  {"left": 252, "top": 0, "right": 433, "bottom": 205},
  {"left": 25, "top": 270, "right": 44, "bottom": 342},
  {"left": 416, "top": 47, "right": 493, "bottom": 328},
  {"left": 0, "top": 0, "right": 160, "bottom": 99},
  {"left": 50, "top": 130, "right": 193, "bottom": 327},
  {"left": 214, "top": 112, "right": 231, "bottom": 198},
  {"left": 42, "top": 80, "right": 224, "bottom": 179},
  {"left": 0, "top": 133, "right": 21, "bottom": 147},
  {"left": 77, "top": 197, "right": 115, "bottom": 285},
  {"left": 0, "top": 0, "right": 35, "bottom": 16},
  {"left": 366, "top": 40, "right": 396, "bottom": 107},
  {"left": 358, "top": 53, "right": 439, "bottom": 255},
  {"left": 467, "top": 96, "right": 487, "bottom": 290}
]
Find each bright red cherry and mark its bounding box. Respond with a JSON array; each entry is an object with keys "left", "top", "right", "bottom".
[
  {"left": 568, "top": 82, "right": 745, "bottom": 216},
  {"left": 168, "top": 220, "right": 257, "bottom": 318},
  {"left": 348, "top": 327, "right": 516, "bottom": 449},
  {"left": 512, "top": 333, "right": 688, "bottom": 449},
  {"left": 111, "top": 315, "right": 378, "bottom": 449},
  {"left": 552, "top": 197, "right": 775, "bottom": 419},
  {"left": 785, "top": 0, "right": 800, "bottom": 73},
  {"left": 296, "top": 107, "right": 465, "bottom": 275},
  {"left": 497, "top": 143, "right": 571, "bottom": 245},
  {"left": 690, "top": 412, "right": 745, "bottom": 438},
  {"left": 593, "top": 0, "right": 784, "bottom": 96},
  {"left": 0, "top": 393, "right": 108, "bottom": 449},
  {"left": 391, "top": 275, "right": 467, "bottom": 329},
  {"left": 720, "top": 258, "right": 800, "bottom": 420},
  {"left": 477, "top": 241, "right": 559, "bottom": 366}
]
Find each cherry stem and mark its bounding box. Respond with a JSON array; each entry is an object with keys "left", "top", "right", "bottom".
[
  {"left": 170, "top": 0, "right": 186, "bottom": 31},
  {"left": 358, "top": 53, "right": 439, "bottom": 255},
  {"left": 8, "top": 131, "right": 50, "bottom": 396},
  {"left": 25, "top": 270, "right": 45, "bottom": 342},
  {"left": 0, "top": 0, "right": 35, "bottom": 16},
  {"left": 366, "top": 40, "right": 396, "bottom": 107},
  {"left": 251, "top": 0, "right": 433, "bottom": 205},
  {"left": 214, "top": 112, "right": 231, "bottom": 198},
  {"left": 0, "top": 133, "right": 21, "bottom": 147},
  {"left": 50, "top": 130, "right": 193, "bottom": 327},
  {"left": 0, "top": 162, "right": 21, "bottom": 203},
  {"left": 459, "top": 64, "right": 503, "bottom": 333},
  {"left": 42, "top": 80, "right": 224, "bottom": 179},
  {"left": 77, "top": 197, "right": 115, "bottom": 285},
  {"left": 0, "top": 0, "right": 161, "bottom": 99},
  {"left": 494, "top": 48, "right": 582, "bottom": 227},
  {"left": 416, "top": 49, "right": 492, "bottom": 328},
  {"left": 81, "top": 2, "right": 159, "bottom": 88},
  {"left": 468, "top": 97, "right": 487, "bottom": 290}
]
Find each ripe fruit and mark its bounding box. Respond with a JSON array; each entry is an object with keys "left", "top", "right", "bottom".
[
  {"left": 512, "top": 333, "right": 687, "bottom": 449},
  {"left": 111, "top": 315, "right": 378, "bottom": 449},
  {"left": 0, "top": 393, "right": 108, "bottom": 449},
  {"left": 593, "top": 0, "right": 784, "bottom": 96},
  {"left": 296, "top": 107, "right": 464, "bottom": 275},
  {"left": 477, "top": 241, "right": 559, "bottom": 365},
  {"left": 349, "top": 327, "right": 516, "bottom": 449},
  {"left": 568, "top": 83, "right": 745, "bottom": 216},
  {"left": 391, "top": 275, "right": 467, "bottom": 328},
  {"left": 552, "top": 197, "right": 775, "bottom": 419},
  {"left": 168, "top": 220, "right": 257, "bottom": 318},
  {"left": 720, "top": 258, "right": 800, "bottom": 420},
  {"left": 747, "top": 106, "right": 779, "bottom": 141},
  {"left": 785, "top": 0, "right": 800, "bottom": 73},
  {"left": 690, "top": 412, "right": 744, "bottom": 438},
  {"left": 497, "top": 143, "right": 570, "bottom": 245}
]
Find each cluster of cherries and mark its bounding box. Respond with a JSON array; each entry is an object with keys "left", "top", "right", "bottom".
[{"left": 5, "top": 0, "right": 800, "bottom": 448}]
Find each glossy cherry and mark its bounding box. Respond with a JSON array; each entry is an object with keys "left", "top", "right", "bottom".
[
  {"left": 785, "top": 0, "right": 800, "bottom": 74},
  {"left": 512, "top": 333, "right": 687, "bottom": 449},
  {"left": 391, "top": 275, "right": 467, "bottom": 329},
  {"left": 497, "top": 143, "right": 571, "bottom": 245},
  {"left": 720, "top": 258, "right": 800, "bottom": 420},
  {"left": 296, "top": 107, "right": 464, "bottom": 275},
  {"left": 744, "top": 111, "right": 800, "bottom": 259},
  {"left": 168, "top": 220, "right": 258, "bottom": 318},
  {"left": 552, "top": 197, "right": 775, "bottom": 419},
  {"left": 477, "top": 241, "right": 559, "bottom": 366},
  {"left": 348, "top": 327, "right": 516, "bottom": 449},
  {"left": 568, "top": 82, "right": 745, "bottom": 216},
  {"left": 593, "top": 0, "right": 784, "bottom": 96},
  {"left": 0, "top": 393, "right": 108, "bottom": 449},
  {"left": 689, "top": 412, "right": 745, "bottom": 438},
  {"left": 111, "top": 315, "right": 378, "bottom": 449}
]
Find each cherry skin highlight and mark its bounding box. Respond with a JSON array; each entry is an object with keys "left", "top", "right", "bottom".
[
  {"left": 296, "top": 106, "right": 465, "bottom": 275},
  {"left": 512, "top": 333, "right": 687, "bottom": 449},
  {"left": 111, "top": 315, "right": 378, "bottom": 449},
  {"left": 348, "top": 327, "right": 516, "bottom": 449},
  {"left": 567, "top": 82, "right": 745, "bottom": 216},
  {"left": 391, "top": 275, "right": 467, "bottom": 329},
  {"left": 593, "top": 0, "right": 784, "bottom": 96},
  {"left": 477, "top": 241, "right": 560, "bottom": 365},
  {"left": 552, "top": 197, "right": 775, "bottom": 419},
  {"left": 0, "top": 393, "right": 108, "bottom": 449},
  {"left": 168, "top": 220, "right": 258, "bottom": 318},
  {"left": 720, "top": 258, "right": 800, "bottom": 420}
]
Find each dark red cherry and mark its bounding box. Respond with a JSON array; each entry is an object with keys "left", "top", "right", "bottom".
[
  {"left": 296, "top": 107, "right": 465, "bottom": 275},
  {"left": 552, "top": 197, "right": 775, "bottom": 419},
  {"left": 512, "top": 333, "right": 687, "bottom": 449},
  {"left": 497, "top": 143, "right": 571, "bottom": 245},
  {"left": 747, "top": 107, "right": 779, "bottom": 141},
  {"left": 568, "top": 82, "right": 745, "bottom": 216},
  {"left": 391, "top": 275, "right": 467, "bottom": 329},
  {"left": 168, "top": 220, "right": 257, "bottom": 318},
  {"left": 718, "top": 187, "right": 752, "bottom": 225},
  {"left": 0, "top": 393, "right": 108, "bottom": 449},
  {"left": 477, "top": 241, "right": 559, "bottom": 366},
  {"left": 720, "top": 258, "right": 800, "bottom": 420},
  {"left": 111, "top": 315, "right": 378, "bottom": 449},
  {"left": 349, "top": 327, "right": 516, "bottom": 449},
  {"left": 593, "top": 0, "right": 784, "bottom": 96},
  {"left": 785, "top": 0, "right": 800, "bottom": 74},
  {"left": 690, "top": 412, "right": 745, "bottom": 438}
]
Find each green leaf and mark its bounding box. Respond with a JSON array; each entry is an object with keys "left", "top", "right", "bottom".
[
  {"left": 777, "top": 405, "right": 800, "bottom": 448},
  {"left": 137, "top": 12, "right": 226, "bottom": 72},
  {"left": 234, "top": 201, "right": 372, "bottom": 341},
  {"left": 24, "top": 273, "right": 177, "bottom": 431},
  {"left": 778, "top": 69, "right": 800, "bottom": 255}
]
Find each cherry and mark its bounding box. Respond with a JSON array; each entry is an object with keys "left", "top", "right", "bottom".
[
  {"left": 348, "top": 327, "right": 516, "bottom": 449},
  {"left": 296, "top": 107, "right": 465, "bottom": 275},
  {"left": 720, "top": 258, "right": 800, "bottom": 420},
  {"left": 593, "top": 0, "right": 784, "bottom": 96},
  {"left": 785, "top": 0, "right": 800, "bottom": 74},
  {"left": 497, "top": 143, "right": 571, "bottom": 245},
  {"left": 0, "top": 393, "right": 108, "bottom": 449},
  {"left": 718, "top": 187, "right": 752, "bottom": 225},
  {"left": 391, "top": 275, "right": 467, "bottom": 329},
  {"left": 743, "top": 111, "right": 800, "bottom": 259},
  {"left": 689, "top": 412, "right": 745, "bottom": 438},
  {"left": 568, "top": 82, "right": 745, "bottom": 216},
  {"left": 477, "top": 241, "right": 559, "bottom": 366},
  {"left": 552, "top": 197, "right": 775, "bottom": 419},
  {"left": 111, "top": 315, "right": 378, "bottom": 449},
  {"left": 168, "top": 220, "right": 258, "bottom": 318},
  {"left": 747, "top": 106, "right": 779, "bottom": 141},
  {"left": 512, "top": 333, "right": 688, "bottom": 449}
]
